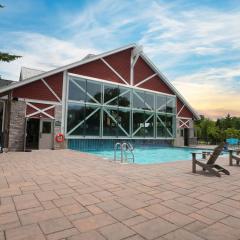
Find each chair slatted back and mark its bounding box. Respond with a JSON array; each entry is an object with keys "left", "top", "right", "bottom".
[{"left": 207, "top": 142, "right": 225, "bottom": 165}]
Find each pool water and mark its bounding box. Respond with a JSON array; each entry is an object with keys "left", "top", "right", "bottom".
[{"left": 84, "top": 147, "right": 212, "bottom": 164}]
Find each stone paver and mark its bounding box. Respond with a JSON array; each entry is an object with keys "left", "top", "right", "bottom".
[
  {"left": 73, "top": 213, "right": 116, "bottom": 232},
  {"left": 1, "top": 150, "right": 240, "bottom": 240},
  {"left": 39, "top": 216, "right": 73, "bottom": 234},
  {"left": 99, "top": 222, "right": 135, "bottom": 240},
  {"left": 132, "top": 218, "right": 178, "bottom": 239},
  {"left": 5, "top": 224, "right": 45, "bottom": 240},
  {"left": 109, "top": 206, "right": 138, "bottom": 221}
]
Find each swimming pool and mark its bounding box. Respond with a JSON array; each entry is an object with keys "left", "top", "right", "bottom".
[{"left": 84, "top": 147, "right": 212, "bottom": 164}]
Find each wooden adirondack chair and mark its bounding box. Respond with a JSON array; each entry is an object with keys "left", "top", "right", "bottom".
[
  {"left": 192, "top": 142, "right": 230, "bottom": 177},
  {"left": 229, "top": 149, "right": 240, "bottom": 166}
]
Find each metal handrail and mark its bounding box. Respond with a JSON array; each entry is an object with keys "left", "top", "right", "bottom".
[
  {"left": 114, "top": 142, "right": 135, "bottom": 163},
  {"left": 114, "top": 142, "right": 123, "bottom": 162}
]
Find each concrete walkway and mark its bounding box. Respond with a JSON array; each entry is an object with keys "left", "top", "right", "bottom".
[{"left": 0, "top": 150, "right": 240, "bottom": 240}]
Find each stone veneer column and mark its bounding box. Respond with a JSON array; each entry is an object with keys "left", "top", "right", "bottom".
[
  {"left": 54, "top": 105, "right": 67, "bottom": 149},
  {"left": 8, "top": 100, "right": 26, "bottom": 151}
]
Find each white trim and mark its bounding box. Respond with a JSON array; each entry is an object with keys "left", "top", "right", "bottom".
[
  {"left": 177, "top": 116, "right": 192, "bottom": 120},
  {"left": 41, "top": 78, "right": 61, "bottom": 102},
  {"left": 140, "top": 53, "right": 199, "bottom": 120},
  {"left": 103, "top": 108, "right": 130, "bottom": 137},
  {"left": 177, "top": 104, "right": 185, "bottom": 116},
  {"left": 135, "top": 73, "right": 157, "bottom": 87},
  {"left": 0, "top": 43, "right": 136, "bottom": 94},
  {"left": 64, "top": 72, "right": 69, "bottom": 136},
  {"left": 68, "top": 73, "right": 176, "bottom": 97},
  {"left": 100, "top": 58, "right": 129, "bottom": 85},
  {"left": 71, "top": 78, "right": 100, "bottom": 104},
  {"left": 0, "top": 43, "right": 199, "bottom": 120},
  {"left": 179, "top": 119, "right": 190, "bottom": 128},
  {"left": 67, "top": 107, "right": 100, "bottom": 135},
  {"left": 61, "top": 70, "right": 67, "bottom": 133},
  {"left": 66, "top": 135, "right": 175, "bottom": 140},
  {"left": 156, "top": 115, "right": 173, "bottom": 137},
  {"left": 26, "top": 103, "right": 55, "bottom": 119},
  {"left": 18, "top": 98, "right": 61, "bottom": 105},
  {"left": 130, "top": 49, "right": 134, "bottom": 86}
]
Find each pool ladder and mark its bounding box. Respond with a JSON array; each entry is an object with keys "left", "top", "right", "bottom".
[{"left": 114, "top": 142, "right": 135, "bottom": 163}]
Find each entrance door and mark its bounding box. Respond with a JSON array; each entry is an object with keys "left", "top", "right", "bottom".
[
  {"left": 184, "top": 128, "right": 189, "bottom": 146},
  {"left": 39, "top": 119, "right": 53, "bottom": 149},
  {"left": 26, "top": 118, "right": 40, "bottom": 150}
]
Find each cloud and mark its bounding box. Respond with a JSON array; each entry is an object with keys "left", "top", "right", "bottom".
[
  {"left": 0, "top": 32, "right": 99, "bottom": 80},
  {"left": 172, "top": 66, "right": 240, "bottom": 119},
  {"left": 1, "top": 0, "right": 240, "bottom": 118}
]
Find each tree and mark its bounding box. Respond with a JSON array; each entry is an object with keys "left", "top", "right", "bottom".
[{"left": 0, "top": 4, "right": 21, "bottom": 62}]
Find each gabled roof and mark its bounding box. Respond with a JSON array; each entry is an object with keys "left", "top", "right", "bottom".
[
  {"left": 0, "top": 43, "right": 199, "bottom": 119},
  {"left": 20, "top": 67, "right": 45, "bottom": 81}
]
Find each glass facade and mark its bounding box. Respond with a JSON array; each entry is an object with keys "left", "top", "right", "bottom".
[{"left": 67, "top": 76, "right": 176, "bottom": 138}]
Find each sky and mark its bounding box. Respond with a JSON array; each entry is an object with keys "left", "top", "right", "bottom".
[{"left": 0, "top": 0, "right": 240, "bottom": 119}]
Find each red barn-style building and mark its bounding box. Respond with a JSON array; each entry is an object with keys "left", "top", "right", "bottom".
[{"left": 0, "top": 44, "right": 199, "bottom": 151}]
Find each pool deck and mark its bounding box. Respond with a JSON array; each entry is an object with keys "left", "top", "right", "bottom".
[{"left": 1, "top": 150, "right": 240, "bottom": 240}]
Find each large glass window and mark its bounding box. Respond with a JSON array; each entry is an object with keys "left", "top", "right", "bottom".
[
  {"left": 67, "top": 104, "right": 85, "bottom": 135},
  {"left": 145, "top": 111, "right": 154, "bottom": 137},
  {"left": 156, "top": 95, "right": 166, "bottom": 112},
  {"left": 103, "top": 108, "right": 118, "bottom": 136},
  {"left": 85, "top": 105, "right": 101, "bottom": 136},
  {"left": 166, "top": 96, "right": 176, "bottom": 114},
  {"left": 118, "top": 108, "right": 130, "bottom": 137},
  {"left": 118, "top": 87, "right": 130, "bottom": 107},
  {"left": 68, "top": 78, "right": 86, "bottom": 102},
  {"left": 104, "top": 84, "right": 119, "bottom": 106},
  {"left": 86, "top": 81, "right": 101, "bottom": 104},
  {"left": 67, "top": 76, "right": 176, "bottom": 139},
  {"left": 132, "top": 111, "right": 145, "bottom": 137}
]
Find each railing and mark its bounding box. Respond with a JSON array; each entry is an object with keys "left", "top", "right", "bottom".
[{"left": 114, "top": 142, "right": 135, "bottom": 163}]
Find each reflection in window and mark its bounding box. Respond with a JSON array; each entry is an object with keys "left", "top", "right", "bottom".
[
  {"left": 104, "top": 85, "right": 119, "bottom": 106},
  {"left": 157, "top": 95, "right": 166, "bottom": 112},
  {"left": 145, "top": 112, "right": 154, "bottom": 137},
  {"left": 85, "top": 106, "right": 101, "bottom": 136},
  {"left": 86, "top": 81, "right": 101, "bottom": 103},
  {"left": 67, "top": 104, "right": 85, "bottom": 135},
  {"left": 166, "top": 97, "right": 175, "bottom": 113},
  {"left": 118, "top": 109, "right": 130, "bottom": 136},
  {"left": 133, "top": 91, "right": 145, "bottom": 109},
  {"left": 144, "top": 92, "right": 154, "bottom": 110},
  {"left": 67, "top": 77, "right": 176, "bottom": 139},
  {"left": 118, "top": 87, "right": 130, "bottom": 107},
  {"left": 156, "top": 115, "right": 174, "bottom": 137},
  {"left": 68, "top": 79, "right": 86, "bottom": 102},
  {"left": 132, "top": 111, "right": 145, "bottom": 137},
  {"left": 103, "top": 109, "right": 118, "bottom": 136},
  {"left": 42, "top": 122, "right": 51, "bottom": 134}
]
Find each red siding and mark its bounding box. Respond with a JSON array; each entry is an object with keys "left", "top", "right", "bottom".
[
  {"left": 44, "top": 72, "right": 63, "bottom": 98},
  {"left": 134, "top": 57, "right": 174, "bottom": 94},
  {"left": 134, "top": 57, "right": 155, "bottom": 84},
  {"left": 177, "top": 98, "right": 194, "bottom": 118},
  {"left": 103, "top": 48, "right": 131, "bottom": 84},
  {"left": 179, "top": 119, "right": 190, "bottom": 128},
  {"left": 13, "top": 73, "right": 63, "bottom": 101},
  {"left": 69, "top": 59, "right": 124, "bottom": 84},
  {"left": 26, "top": 103, "right": 55, "bottom": 119},
  {"left": 140, "top": 75, "right": 173, "bottom": 94}
]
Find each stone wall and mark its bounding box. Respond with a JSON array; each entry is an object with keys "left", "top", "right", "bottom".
[
  {"left": 53, "top": 105, "right": 66, "bottom": 149},
  {"left": 8, "top": 100, "right": 26, "bottom": 151}
]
